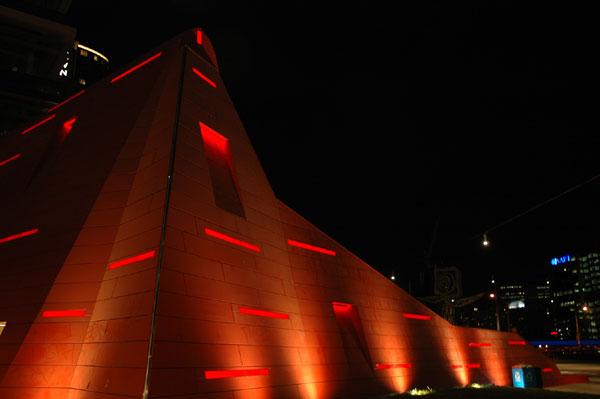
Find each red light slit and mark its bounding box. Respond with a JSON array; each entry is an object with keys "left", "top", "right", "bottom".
[
  {"left": 205, "top": 369, "right": 269, "bottom": 379},
  {"left": 375, "top": 363, "right": 412, "bottom": 370},
  {"left": 197, "top": 30, "right": 202, "bottom": 44},
  {"left": 468, "top": 342, "right": 491, "bottom": 347},
  {"left": 239, "top": 307, "right": 289, "bottom": 320},
  {"left": 204, "top": 228, "right": 260, "bottom": 252},
  {"left": 48, "top": 90, "right": 85, "bottom": 112},
  {"left": 192, "top": 67, "right": 217, "bottom": 88},
  {"left": 22, "top": 114, "right": 55, "bottom": 135},
  {"left": 543, "top": 368, "right": 553, "bottom": 372},
  {"left": 466, "top": 364, "right": 481, "bottom": 368},
  {"left": 509, "top": 340, "right": 527, "bottom": 345},
  {"left": 403, "top": 313, "right": 431, "bottom": 320},
  {"left": 42, "top": 310, "right": 86, "bottom": 318},
  {"left": 109, "top": 250, "right": 156, "bottom": 270},
  {"left": 331, "top": 302, "right": 351, "bottom": 309},
  {"left": 0, "top": 154, "right": 21, "bottom": 168},
  {"left": 550, "top": 331, "right": 558, "bottom": 335},
  {"left": 287, "top": 239, "right": 336, "bottom": 256},
  {"left": 0, "top": 228, "right": 39, "bottom": 244},
  {"left": 451, "top": 365, "right": 463, "bottom": 369},
  {"left": 111, "top": 52, "right": 162, "bottom": 83}
]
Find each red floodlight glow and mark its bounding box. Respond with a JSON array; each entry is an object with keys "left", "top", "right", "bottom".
[
  {"left": 109, "top": 250, "right": 156, "bottom": 270},
  {"left": 375, "top": 363, "right": 412, "bottom": 370},
  {"left": 0, "top": 228, "right": 39, "bottom": 244},
  {"left": 42, "top": 310, "right": 86, "bottom": 318},
  {"left": 197, "top": 30, "right": 203, "bottom": 44},
  {"left": 192, "top": 67, "right": 217, "bottom": 88},
  {"left": 550, "top": 331, "right": 558, "bottom": 335},
  {"left": 111, "top": 52, "right": 162, "bottom": 83},
  {"left": 239, "top": 307, "right": 289, "bottom": 319},
  {"left": 22, "top": 114, "right": 56, "bottom": 135},
  {"left": 205, "top": 369, "right": 269, "bottom": 379},
  {"left": 0, "top": 154, "right": 21, "bottom": 168},
  {"left": 468, "top": 342, "right": 491, "bottom": 347},
  {"left": 204, "top": 228, "right": 260, "bottom": 252},
  {"left": 466, "top": 364, "right": 481, "bottom": 368},
  {"left": 403, "top": 313, "right": 432, "bottom": 320},
  {"left": 287, "top": 239, "right": 336, "bottom": 256},
  {"left": 509, "top": 340, "right": 527, "bottom": 345},
  {"left": 543, "top": 368, "right": 552, "bottom": 372},
  {"left": 48, "top": 90, "right": 85, "bottom": 112}
]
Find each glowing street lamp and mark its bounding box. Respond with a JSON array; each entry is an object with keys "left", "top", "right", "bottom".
[
  {"left": 482, "top": 233, "right": 490, "bottom": 247},
  {"left": 575, "top": 305, "right": 590, "bottom": 346}
]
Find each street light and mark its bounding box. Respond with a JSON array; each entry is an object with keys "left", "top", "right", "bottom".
[{"left": 482, "top": 233, "right": 490, "bottom": 247}]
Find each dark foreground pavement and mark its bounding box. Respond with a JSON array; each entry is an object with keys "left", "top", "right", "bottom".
[{"left": 544, "top": 361, "right": 600, "bottom": 396}]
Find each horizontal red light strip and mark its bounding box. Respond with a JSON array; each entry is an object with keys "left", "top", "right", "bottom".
[
  {"left": 42, "top": 310, "right": 86, "bottom": 318},
  {"left": 375, "top": 363, "right": 412, "bottom": 370},
  {"left": 205, "top": 228, "right": 260, "bottom": 252},
  {"left": 0, "top": 154, "right": 21, "bottom": 167},
  {"left": 332, "top": 302, "right": 351, "bottom": 309},
  {"left": 543, "top": 368, "right": 553, "bottom": 372},
  {"left": 466, "top": 364, "right": 481, "bottom": 368},
  {"left": 22, "top": 114, "right": 55, "bottom": 135},
  {"left": 468, "top": 343, "right": 491, "bottom": 347},
  {"left": 0, "top": 228, "right": 39, "bottom": 244},
  {"left": 451, "top": 365, "right": 463, "bottom": 369},
  {"left": 509, "top": 340, "right": 527, "bottom": 345},
  {"left": 205, "top": 369, "right": 269, "bottom": 379},
  {"left": 111, "top": 52, "right": 162, "bottom": 83},
  {"left": 192, "top": 67, "right": 216, "bottom": 88},
  {"left": 109, "top": 250, "right": 156, "bottom": 270},
  {"left": 48, "top": 90, "right": 85, "bottom": 112},
  {"left": 403, "top": 313, "right": 432, "bottom": 320},
  {"left": 550, "top": 331, "right": 558, "bottom": 335},
  {"left": 287, "top": 239, "right": 336, "bottom": 256},
  {"left": 239, "top": 307, "right": 289, "bottom": 320}
]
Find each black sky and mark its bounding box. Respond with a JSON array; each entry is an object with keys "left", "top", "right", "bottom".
[{"left": 66, "top": 1, "right": 598, "bottom": 295}]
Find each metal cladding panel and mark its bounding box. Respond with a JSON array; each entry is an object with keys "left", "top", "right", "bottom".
[{"left": 0, "top": 29, "right": 569, "bottom": 398}]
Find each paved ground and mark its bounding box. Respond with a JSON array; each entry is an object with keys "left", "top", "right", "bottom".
[{"left": 546, "top": 361, "right": 600, "bottom": 396}]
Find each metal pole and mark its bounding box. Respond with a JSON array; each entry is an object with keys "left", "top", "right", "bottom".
[{"left": 575, "top": 313, "right": 581, "bottom": 347}]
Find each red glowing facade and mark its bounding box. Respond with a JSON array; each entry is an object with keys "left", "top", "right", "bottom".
[{"left": 0, "top": 29, "right": 573, "bottom": 398}]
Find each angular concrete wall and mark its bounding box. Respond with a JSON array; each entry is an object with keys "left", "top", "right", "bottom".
[{"left": 0, "top": 29, "right": 562, "bottom": 399}]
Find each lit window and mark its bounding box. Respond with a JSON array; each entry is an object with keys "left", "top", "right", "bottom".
[
  {"left": 0, "top": 321, "right": 5, "bottom": 337},
  {"left": 80, "top": 49, "right": 88, "bottom": 57},
  {"left": 79, "top": 78, "right": 86, "bottom": 86}
]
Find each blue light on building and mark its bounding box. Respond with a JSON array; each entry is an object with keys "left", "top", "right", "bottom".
[{"left": 551, "top": 255, "right": 571, "bottom": 266}]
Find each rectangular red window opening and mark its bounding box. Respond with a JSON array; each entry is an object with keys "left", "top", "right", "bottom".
[
  {"left": 197, "top": 30, "right": 203, "bottom": 44},
  {"left": 287, "top": 239, "right": 336, "bottom": 256},
  {"left": 205, "top": 228, "right": 260, "bottom": 252},
  {"left": 468, "top": 342, "right": 491, "bottom": 347},
  {"left": 375, "top": 363, "right": 412, "bottom": 370},
  {"left": 239, "top": 307, "right": 289, "bottom": 320},
  {"left": 550, "top": 331, "right": 559, "bottom": 335},
  {"left": 466, "top": 364, "right": 481, "bottom": 368},
  {"left": 22, "top": 114, "right": 56, "bottom": 135},
  {"left": 199, "top": 122, "right": 245, "bottom": 217},
  {"left": 451, "top": 365, "right": 463, "bottom": 369},
  {"left": 205, "top": 369, "right": 269, "bottom": 379},
  {"left": 509, "top": 340, "right": 527, "bottom": 345},
  {"left": 0, "top": 154, "right": 21, "bottom": 168},
  {"left": 48, "top": 90, "right": 85, "bottom": 112},
  {"left": 109, "top": 250, "right": 156, "bottom": 270},
  {"left": 111, "top": 52, "right": 162, "bottom": 83},
  {"left": 543, "top": 368, "right": 553, "bottom": 373},
  {"left": 0, "top": 228, "right": 39, "bottom": 244},
  {"left": 192, "top": 67, "right": 217, "bottom": 88},
  {"left": 42, "top": 310, "right": 86, "bottom": 318},
  {"left": 403, "top": 313, "right": 432, "bottom": 320}
]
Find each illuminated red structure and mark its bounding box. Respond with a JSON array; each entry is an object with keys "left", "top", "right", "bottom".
[{"left": 0, "top": 29, "right": 574, "bottom": 398}]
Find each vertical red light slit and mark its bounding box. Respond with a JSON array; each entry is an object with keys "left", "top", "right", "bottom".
[
  {"left": 192, "top": 67, "right": 217, "bottom": 88},
  {"left": 466, "top": 364, "right": 481, "bottom": 368},
  {"left": 204, "top": 228, "right": 260, "bottom": 252},
  {"left": 109, "top": 250, "right": 156, "bottom": 270},
  {"left": 42, "top": 310, "right": 86, "bottom": 318},
  {"left": 0, "top": 228, "right": 39, "bottom": 244},
  {"left": 508, "top": 340, "right": 527, "bottom": 345},
  {"left": 239, "top": 307, "right": 289, "bottom": 319},
  {"left": 196, "top": 30, "right": 203, "bottom": 44},
  {"left": 375, "top": 363, "right": 412, "bottom": 370},
  {"left": 0, "top": 154, "right": 21, "bottom": 167},
  {"left": 287, "top": 239, "right": 336, "bottom": 256},
  {"left": 205, "top": 369, "right": 269, "bottom": 379},
  {"left": 111, "top": 52, "right": 162, "bottom": 83},
  {"left": 468, "top": 342, "right": 491, "bottom": 347},
  {"left": 403, "top": 313, "right": 432, "bottom": 320},
  {"left": 48, "top": 90, "right": 85, "bottom": 112},
  {"left": 22, "top": 114, "right": 56, "bottom": 135}
]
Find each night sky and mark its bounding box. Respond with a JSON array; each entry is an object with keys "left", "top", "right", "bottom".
[{"left": 66, "top": 1, "right": 597, "bottom": 295}]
